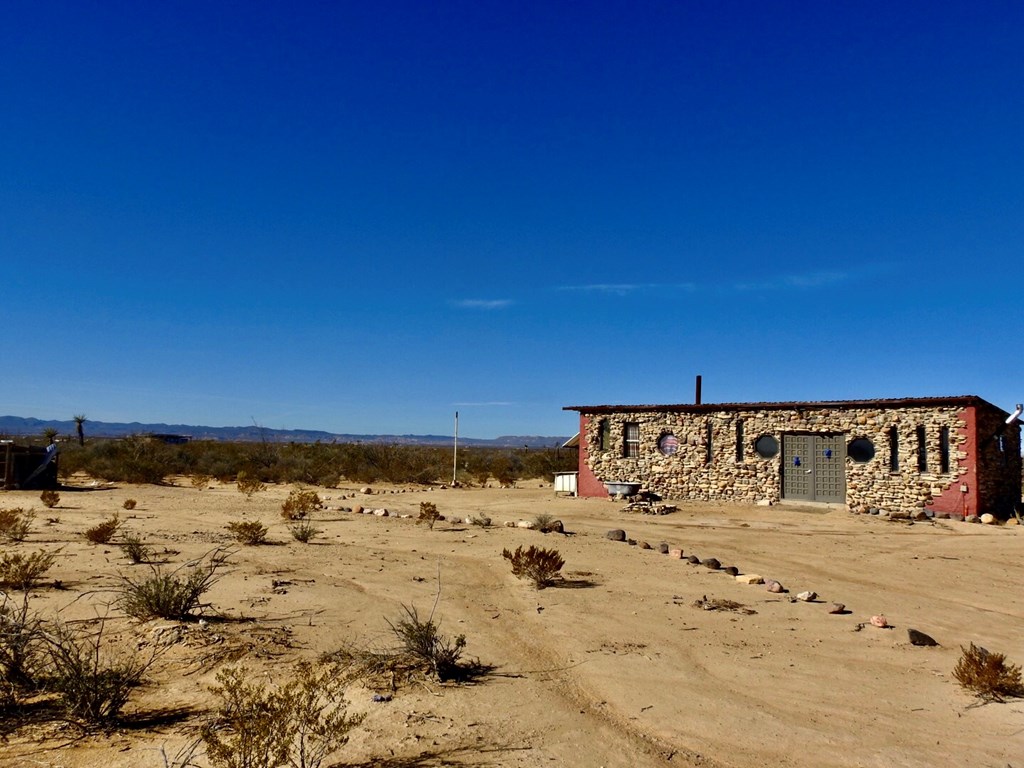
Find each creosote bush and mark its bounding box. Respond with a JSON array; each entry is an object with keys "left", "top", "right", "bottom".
[
  {"left": 201, "top": 661, "right": 362, "bottom": 768},
  {"left": 281, "top": 489, "right": 322, "bottom": 520},
  {"left": 953, "top": 642, "right": 1024, "bottom": 701},
  {"left": 0, "top": 508, "right": 34, "bottom": 543},
  {"left": 39, "top": 490, "right": 60, "bottom": 509},
  {"left": 116, "top": 550, "right": 228, "bottom": 620},
  {"left": 0, "top": 549, "right": 58, "bottom": 590},
  {"left": 502, "top": 545, "right": 565, "bottom": 589},
  {"left": 417, "top": 502, "right": 441, "bottom": 530},
  {"left": 236, "top": 471, "right": 266, "bottom": 500},
  {"left": 84, "top": 514, "right": 120, "bottom": 544},
  {"left": 387, "top": 604, "right": 466, "bottom": 682},
  {"left": 226, "top": 519, "right": 268, "bottom": 545},
  {"left": 122, "top": 498, "right": 137, "bottom": 511}
]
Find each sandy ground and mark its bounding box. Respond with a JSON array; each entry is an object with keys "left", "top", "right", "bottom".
[{"left": 1, "top": 476, "right": 1023, "bottom": 768}]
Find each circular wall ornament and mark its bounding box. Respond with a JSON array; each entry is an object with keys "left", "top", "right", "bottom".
[
  {"left": 754, "top": 435, "right": 779, "bottom": 459},
  {"left": 848, "top": 437, "right": 875, "bottom": 462},
  {"left": 658, "top": 433, "right": 679, "bottom": 456}
]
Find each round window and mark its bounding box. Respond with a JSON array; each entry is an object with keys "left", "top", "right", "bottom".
[
  {"left": 754, "top": 435, "right": 779, "bottom": 459},
  {"left": 848, "top": 437, "right": 875, "bottom": 462},
  {"left": 658, "top": 433, "right": 679, "bottom": 456}
]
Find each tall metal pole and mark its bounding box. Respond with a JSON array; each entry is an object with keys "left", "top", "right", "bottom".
[{"left": 452, "top": 411, "right": 459, "bottom": 486}]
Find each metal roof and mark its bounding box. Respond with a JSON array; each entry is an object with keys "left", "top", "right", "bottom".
[{"left": 564, "top": 395, "right": 1011, "bottom": 417}]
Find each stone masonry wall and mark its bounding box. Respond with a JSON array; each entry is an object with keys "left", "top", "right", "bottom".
[{"left": 583, "top": 404, "right": 989, "bottom": 514}]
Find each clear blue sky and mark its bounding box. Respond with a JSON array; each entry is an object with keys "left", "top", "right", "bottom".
[{"left": 3, "top": 1, "right": 1022, "bottom": 438}]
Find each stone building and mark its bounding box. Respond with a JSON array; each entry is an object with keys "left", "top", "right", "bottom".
[{"left": 563, "top": 396, "right": 1022, "bottom": 518}]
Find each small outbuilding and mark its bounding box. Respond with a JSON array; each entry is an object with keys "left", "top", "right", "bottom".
[
  {"left": 563, "top": 396, "right": 1022, "bottom": 518},
  {"left": 1, "top": 442, "right": 59, "bottom": 490}
]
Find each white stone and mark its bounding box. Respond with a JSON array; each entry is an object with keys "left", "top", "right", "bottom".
[
  {"left": 516, "top": 520, "right": 536, "bottom": 529},
  {"left": 796, "top": 591, "right": 817, "bottom": 602},
  {"left": 980, "top": 513, "right": 997, "bottom": 525},
  {"left": 736, "top": 574, "right": 763, "bottom": 584}
]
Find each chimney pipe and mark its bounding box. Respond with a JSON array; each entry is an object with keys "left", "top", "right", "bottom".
[{"left": 695, "top": 375, "right": 702, "bottom": 405}]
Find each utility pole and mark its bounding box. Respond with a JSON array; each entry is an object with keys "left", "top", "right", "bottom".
[{"left": 452, "top": 411, "right": 459, "bottom": 486}]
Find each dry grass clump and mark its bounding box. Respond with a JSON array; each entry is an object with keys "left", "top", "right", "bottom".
[
  {"left": 84, "top": 514, "right": 120, "bottom": 544},
  {"left": 386, "top": 604, "right": 466, "bottom": 682},
  {"left": 0, "top": 508, "right": 34, "bottom": 543},
  {"left": 226, "top": 519, "right": 268, "bottom": 545},
  {"left": 236, "top": 471, "right": 266, "bottom": 500},
  {"left": 122, "top": 498, "right": 137, "bottom": 510},
  {"left": 0, "top": 591, "right": 47, "bottom": 696},
  {"left": 119, "top": 533, "right": 151, "bottom": 564},
  {"left": 288, "top": 519, "right": 322, "bottom": 544},
  {"left": 201, "top": 661, "right": 362, "bottom": 768},
  {"left": 192, "top": 473, "right": 213, "bottom": 490},
  {"left": 39, "top": 490, "right": 60, "bottom": 509},
  {"left": 502, "top": 545, "right": 565, "bottom": 589},
  {"left": 281, "top": 489, "right": 322, "bottom": 520},
  {"left": 953, "top": 643, "right": 1024, "bottom": 702},
  {"left": 116, "top": 550, "right": 228, "bottom": 620},
  {"left": 417, "top": 501, "right": 441, "bottom": 529},
  {"left": 0, "top": 549, "right": 58, "bottom": 590}
]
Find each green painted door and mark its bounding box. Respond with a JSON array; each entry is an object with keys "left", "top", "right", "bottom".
[{"left": 782, "top": 433, "right": 846, "bottom": 503}]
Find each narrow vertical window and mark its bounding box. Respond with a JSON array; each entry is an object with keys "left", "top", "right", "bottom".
[
  {"left": 888, "top": 426, "right": 899, "bottom": 472},
  {"left": 598, "top": 419, "right": 611, "bottom": 452},
  {"left": 624, "top": 422, "right": 640, "bottom": 458},
  {"left": 735, "top": 419, "right": 744, "bottom": 462},
  {"left": 916, "top": 426, "right": 927, "bottom": 473},
  {"left": 705, "top": 422, "right": 713, "bottom": 465},
  {"left": 939, "top": 426, "right": 950, "bottom": 473}
]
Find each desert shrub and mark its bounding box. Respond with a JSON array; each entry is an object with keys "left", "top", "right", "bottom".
[
  {"left": 116, "top": 550, "right": 227, "bottom": 620},
  {"left": 0, "top": 508, "right": 34, "bottom": 543},
  {"left": 39, "top": 490, "right": 60, "bottom": 509},
  {"left": 119, "top": 534, "right": 151, "bottom": 564},
  {"left": 533, "top": 512, "right": 557, "bottom": 532},
  {"left": 226, "top": 519, "right": 268, "bottom": 545},
  {"left": 191, "top": 473, "right": 213, "bottom": 490},
  {"left": 953, "top": 642, "right": 1024, "bottom": 701},
  {"left": 468, "top": 513, "right": 491, "bottom": 528},
  {"left": 236, "top": 471, "right": 266, "bottom": 500},
  {"left": 281, "top": 489, "right": 323, "bottom": 520},
  {"left": 0, "top": 591, "right": 47, "bottom": 693},
  {"left": 44, "top": 617, "right": 154, "bottom": 723},
  {"left": 502, "top": 545, "right": 565, "bottom": 589},
  {"left": 84, "top": 514, "right": 120, "bottom": 544},
  {"left": 0, "top": 549, "right": 58, "bottom": 590},
  {"left": 288, "top": 519, "right": 321, "bottom": 544},
  {"left": 417, "top": 502, "right": 441, "bottom": 530},
  {"left": 201, "top": 661, "right": 362, "bottom": 768},
  {"left": 122, "top": 498, "right": 137, "bottom": 510},
  {"left": 386, "top": 604, "right": 466, "bottom": 682}
]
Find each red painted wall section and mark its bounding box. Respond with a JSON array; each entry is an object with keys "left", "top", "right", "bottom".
[
  {"left": 576, "top": 414, "right": 610, "bottom": 498},
  {"left": 926, "top": 406, "right": 978, "bottom": 517}
]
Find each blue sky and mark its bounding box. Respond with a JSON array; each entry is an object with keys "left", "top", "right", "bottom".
[{"left": 3, "top": 1, "right": 1022, "bottom": 438}]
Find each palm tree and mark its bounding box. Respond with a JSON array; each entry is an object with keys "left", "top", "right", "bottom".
[
  {"left": 73, "top": 414, "right": 86, "bottom": 446},
  {"left": 42, "top": 427, "right": 59, "bottom": 444}
]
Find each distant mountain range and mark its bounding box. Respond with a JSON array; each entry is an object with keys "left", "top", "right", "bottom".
[{"left": 0, "top": 415, "right": 570, "bottom": 449}]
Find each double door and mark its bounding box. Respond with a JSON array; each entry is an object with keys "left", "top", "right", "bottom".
[{"left": 782, "top": 433, "right": 846, "bottom": 503}]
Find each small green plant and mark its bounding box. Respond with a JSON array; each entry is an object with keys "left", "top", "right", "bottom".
[
  {"left": 416, "top": 501, "right": 441, "bottom": 530},
  {"left": 116, "top": 550, "right": 228, "bottom": 620},
  {"left": 201, "top": 661, "right": 362, "bottom": 768},
  {"left": 226, "top": 519, "right": 268, "bottom": 545},
  {"left": 0, "top": 508, "right": 34, "bottom": 543},
  {"left": 386, "top": 604, "right": 466, "bottom": 682},
  {"left": 39, "top": 490, "right": 60, "bottom": 509},
  {"left": 122, "top": 498, "right": 137, "bottom": 511},
  {"left": 953, "top": 642, "right": 1024, "bottom": 702},
  {"left": 502, "top": 545, "right": 565, "bottom": 589},
  {"left": 0, "top": 549, "right": 58, "bottom": 590},
  {"left": 236, "top": 471, "right": 266, "bottom": 500},
  {"left": 84, "top": 514, "right": 120, "bottom": 544},
  {"left": 44, "top": 616, "right": 155, "bottom": 723},
  {"left": 281, "top": 489, "right": 323, "bottom": 520},
  {"left": 288, "top": 519, "right": 322, "bottom": 544},
  {"left": 119, "top": 533, "right": 151, "bottom": 564}
]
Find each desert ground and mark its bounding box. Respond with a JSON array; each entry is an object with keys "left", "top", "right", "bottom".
[{"left": 2, "top": 476, "right": 1022, "bottom": 768}]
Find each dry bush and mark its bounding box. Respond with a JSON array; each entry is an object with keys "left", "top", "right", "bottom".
[
  {"left": 281, "top": 489, "right": 322, "bottom": 520},
  {"left": 953, "top": 643, "right": 1024, "bottom": 701},
  {"left": 39, "top": 490, "right": 60, "bottom": 509},
  {"left": 116, "top": 550, "right": 228, "bottom": 620},
  {"left": 119, "top": 533, "right": 151, "bottom": 564},
  {"left": 1, "top": 591, "right": 47, "bottom": 695},
  {"left": 122, "top": 498, "right": 137, "bottom": 510},
  {"left": 468, "top": 513, "right": 491, "bottom": 528},
  {"left": 191, "top": 473, "right": 213, "bottom": 490},
  {"left": 201, "top": 661, "right": 362, "bottom": 768},
  {"left": 44, "top": 616, "right": 155, "bottom": 723},
  {"left": 226, "top": 519, "right": 268, "bottom": 545},
  {"left": 502, "top": 545, "right": 565, "bottom": 589},
  {"left": 0, "top": 508, "right": 34, "bottom": 543},
  {"left": 236, "top": 471, "right": 266, "bottom": 500},
  {"left": 386, "top": 604, "right": 466, "bottom": 682},
  {"left": 288, "top": 519, "right": 321, "bottom": 544},
  {"left": 0, "top": 549, "right": 58, "bottom": 590},
  {"left": 84, "top": 514, "right": 120, "bottom": 544},
  {"left": 417, "top": 501, "right": 441, "bottom": 530}
]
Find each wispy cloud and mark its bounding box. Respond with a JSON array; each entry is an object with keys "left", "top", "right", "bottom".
[
  {"left": 451, "top": 299, "right": 513, "bottom": 310},
  {"left": 557, "top": 283, "right": 696, "bottom": 296},
  {"left": 734, "top": 271, "right": 848, "bottom": 291}
]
